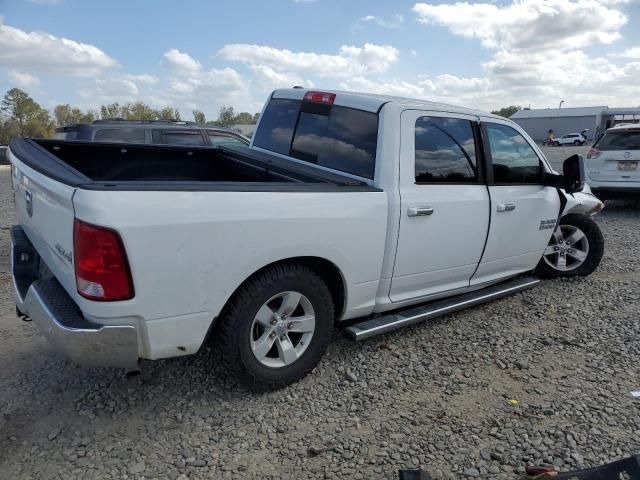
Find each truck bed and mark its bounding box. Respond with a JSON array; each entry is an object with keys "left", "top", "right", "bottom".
[{"left": 9, "top": 138, "right": 372, "bottom": 191}]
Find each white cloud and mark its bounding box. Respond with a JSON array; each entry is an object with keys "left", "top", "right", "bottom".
[
  {"left": 249, "top": 65, "right": 313, "bottom": 91},
  {"left": 0, "top": 17, "right": 116, "bottom": 76},
  {"left": 124, "top": 73, "right": 159, "bottom": 84},
  {"left": 359, "top": 14, "right": 405, "bottom": 29},
  {"left": 613, "top": 47, "right": 640, "bottom": 58},
  {"left": 8, "top": 70, "right": 40, "bottom": 88},
  {"left": 402, "top": 0, "right": 640, "bottom": 110},
  {"left": 164, "top": 48, "right": 202, "bottom": 71},
  {"left": 412, "top": 0, "right": 627, "bottom": 52},
  {"left": 218, "top": 43, "right": 399, "bottom": 78}
]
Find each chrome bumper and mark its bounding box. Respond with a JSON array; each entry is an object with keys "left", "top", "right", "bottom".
[{"left": 11, "top": 226, "right": 138, "bottom": 369}]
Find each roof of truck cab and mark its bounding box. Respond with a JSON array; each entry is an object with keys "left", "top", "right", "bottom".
[{"left": 272, "top": 88, "right": 503, "bottom": 119}]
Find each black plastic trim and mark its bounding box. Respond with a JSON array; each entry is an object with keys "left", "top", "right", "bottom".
[{"left": 9, "top": 138, "right": 92, "bottom": 186}]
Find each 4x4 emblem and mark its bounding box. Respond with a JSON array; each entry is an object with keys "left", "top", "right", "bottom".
[{"left": 25, "top": 190, "right": 33, "bottom": 217}]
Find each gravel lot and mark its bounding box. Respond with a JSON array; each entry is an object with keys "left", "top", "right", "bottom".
[{"left": 1, "top": 145, "right": 639, "bottom": 480}]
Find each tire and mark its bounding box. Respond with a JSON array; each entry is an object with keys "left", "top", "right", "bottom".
[
  {"left": 535, "top": 213, "right": 604, "bottom": 279},
  {"left": 553, "top": 141, "right": 560, "bottom": 147},
  {"left": 218, "top": 264, "right": 334, "bottom": 389},
  {"left": 574, "top": 140, "right": 581, "bottom": 146}
]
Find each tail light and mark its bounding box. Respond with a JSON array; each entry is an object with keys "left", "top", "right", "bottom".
[
  {"left": 303, "top": 91, "right": 336, "bottom": 105},
  {"left": 73, "top": 219, "right": 134, "bottom": 301},
  {"left": 587, "top": 148, "right": 601, "bottom": 159}
]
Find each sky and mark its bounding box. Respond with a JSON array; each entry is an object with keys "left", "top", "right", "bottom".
[{"left": 0, "top": 0, "right": 639, "bottom": 120}]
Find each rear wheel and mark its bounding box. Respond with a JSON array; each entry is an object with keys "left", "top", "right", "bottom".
[
  {"left": 218, "top": 264, "right": 334, "bottom": 389},
  {"left": 574, "top": 140, "right": 581, "bottom": 146},
  {"left": 535, "top": 214, "right": 604, "bottom": 278}
]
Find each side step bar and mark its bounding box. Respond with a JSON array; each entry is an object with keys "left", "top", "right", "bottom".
[{"left": 344, "top": 276, "right": 540, "bottom": 341}]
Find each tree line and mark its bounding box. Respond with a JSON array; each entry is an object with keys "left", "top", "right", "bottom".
[{"left": 0, "top": 87, "right": 260, "bottom": 144}]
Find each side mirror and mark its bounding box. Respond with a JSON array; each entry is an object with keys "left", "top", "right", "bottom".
[
  {"left": 543, "top": 154, "right": 585, "bottom": 194},
  {"left": 562, "top": 154, "right": 585, "bottom": 193}
]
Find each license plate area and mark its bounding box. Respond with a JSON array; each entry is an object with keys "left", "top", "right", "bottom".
[{"left": 618, "top": 161, "right": 638, "bottom": 171}]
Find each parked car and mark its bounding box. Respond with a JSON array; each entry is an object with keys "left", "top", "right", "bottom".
[
  {"left": 553, "top": 132, "right": 587, "bottom": 146},
  {"left": 8, "top": 88, "right": 604, "bottom": 389},
  {"left": 54, "top": 119, "right": 250, "bottom": 148},
  {"left": 585, "top": 123, "right": 640, "bottom": 199}
]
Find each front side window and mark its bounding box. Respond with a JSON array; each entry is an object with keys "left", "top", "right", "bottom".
[
  {"left": 151, "top": 130, "right": 205, "bottom": 146},
  {"left": 253, "top": 98, "right": 378, "bottom": 179},
  {"left": 414, "top": 117, "right": 478, "bottom": 183},
  {"left": 486, "top": 123, "right": 541, "bottom": 184},
  {"left": 94, "top": 128, "right": 145, "bottom": 143}
]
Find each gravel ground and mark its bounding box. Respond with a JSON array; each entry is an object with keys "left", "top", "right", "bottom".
[{"left": 1, "top": 149, "right": 640, "bottom": 480}]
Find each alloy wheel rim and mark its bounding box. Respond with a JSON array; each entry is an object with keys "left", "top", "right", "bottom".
[
  {"left": 543, "top": 225, "right": 589, "bottom": 272},
  {"left": 250, "top": 291, "right": 315, "bottom": 368}
]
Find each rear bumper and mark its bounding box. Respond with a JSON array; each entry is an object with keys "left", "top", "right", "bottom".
[{"left": 11, "top": 226, "right": 138, "bottom": 369}]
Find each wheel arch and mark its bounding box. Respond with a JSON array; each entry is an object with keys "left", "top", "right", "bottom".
[{"left": 218, "top": 256, "right": 347, "bottom": 324}]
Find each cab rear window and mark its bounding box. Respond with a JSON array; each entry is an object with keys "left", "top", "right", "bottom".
[
  {"left": 253, "top": 98, "right": 378, "bottom": 179},
  {"left": 595, "top": 130, "right": 640, "bottom": 150}
]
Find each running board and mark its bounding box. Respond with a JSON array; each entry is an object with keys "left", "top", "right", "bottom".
[{"left": 344, "top": 276, "right": 540, "bottom": 341}]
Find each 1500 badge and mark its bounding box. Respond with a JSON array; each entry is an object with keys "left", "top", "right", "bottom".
[{"left": 539, "top": 219, "right": 556, "bottom": 230}]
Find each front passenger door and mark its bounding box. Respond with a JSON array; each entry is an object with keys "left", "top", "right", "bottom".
[{"left": 471, "top": 120, "right": 560, "bottom": 285}]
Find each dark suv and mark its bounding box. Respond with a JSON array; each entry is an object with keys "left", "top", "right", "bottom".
[{"left": 54, "top": 119, "right": 250, "bottom": 148}]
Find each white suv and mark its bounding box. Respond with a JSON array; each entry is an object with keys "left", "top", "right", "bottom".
[
  {"left": 586, "top": 124, "right": 640, "bottom": 199},
  {"left": 554, "top": 132, "right": 587, "bottom": 146}
]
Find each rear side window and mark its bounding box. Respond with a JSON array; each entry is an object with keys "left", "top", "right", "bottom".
[
  {"left": 151, "top": 130, "right": 205, "bottom": 146},
  {"left": 414, "top": 117, "right": 478, "bottom": 183},
  {"left": 94, "top": 128, "right": 145, "bottom": 143},
  {"left": 595, "top": 130, "right": 640, "bottom": 150},
  {"left": 486, "top": 123, "right": 541, "bottom": 184},
  {"left": 253, "top": 98, "right": 378, "bottom": 179},
  {"left": 208, "top": 134, "right": 247, "bottom": 147}
]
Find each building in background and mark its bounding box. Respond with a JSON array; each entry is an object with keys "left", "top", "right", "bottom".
[
  {"left": 512, "top": 106, "right": 640, "bottom": 142},
  {"left": 511, "top": 106, "right": 606, "bottom": 142}
]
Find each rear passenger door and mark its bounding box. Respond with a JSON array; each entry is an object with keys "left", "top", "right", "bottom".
[
  {"left": 471, "top": 119, "right": 561, "bottom": 285},
  {"left": 390, "top": 111, "right": 490, "bottom": 302}
]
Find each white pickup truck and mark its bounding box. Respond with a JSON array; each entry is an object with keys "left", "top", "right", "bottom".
[{"left": 8, "top": 88, "right": 604, "bottom": 389}]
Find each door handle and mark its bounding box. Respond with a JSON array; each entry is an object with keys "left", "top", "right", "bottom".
[
  {"left": 407, "top": 206, "right": 434, "bottom": 217},
  {"left": 496, "top": 203, "right": 516, "bottom": 212}
]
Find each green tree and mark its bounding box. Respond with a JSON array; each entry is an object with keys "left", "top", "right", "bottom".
[
  {"left": 252, "top": 112, "right": 260, "bottom": 123},
  {"left": 158, "top": 106, "right": 181, "bottom": 121},
  {"left": 124, "top": 102, "right": 158, "bottom": 120},
  {"left": 491, "top": 105, "right": 521, "bottom": 118},
  {"left": 100, "top": 103, "right": 122, "bottom": 119},
  {"left": 233, "top": 112, "right": 254, "bottom": 125},
  {"left": 54, "top": 104, "right": 97, "bottom": 126},
  {"left": 216, "top": 106, "right": 235, "bottom": 127},
  {"left": 193, "top": 109, "right": 206, "bottom": 124},
  {"left": 0, "top": 88, "right": 54, "bottom": 140}
]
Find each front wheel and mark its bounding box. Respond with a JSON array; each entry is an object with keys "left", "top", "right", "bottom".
[
  {"left": 535, "top": 214, "right": 604, "bottom": 278},
  {"left": 553, "top": 141, "right": 560, "bottom": 147},
  {"left": 218, "top": 264, "right": 334, "bottom": 389}
]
